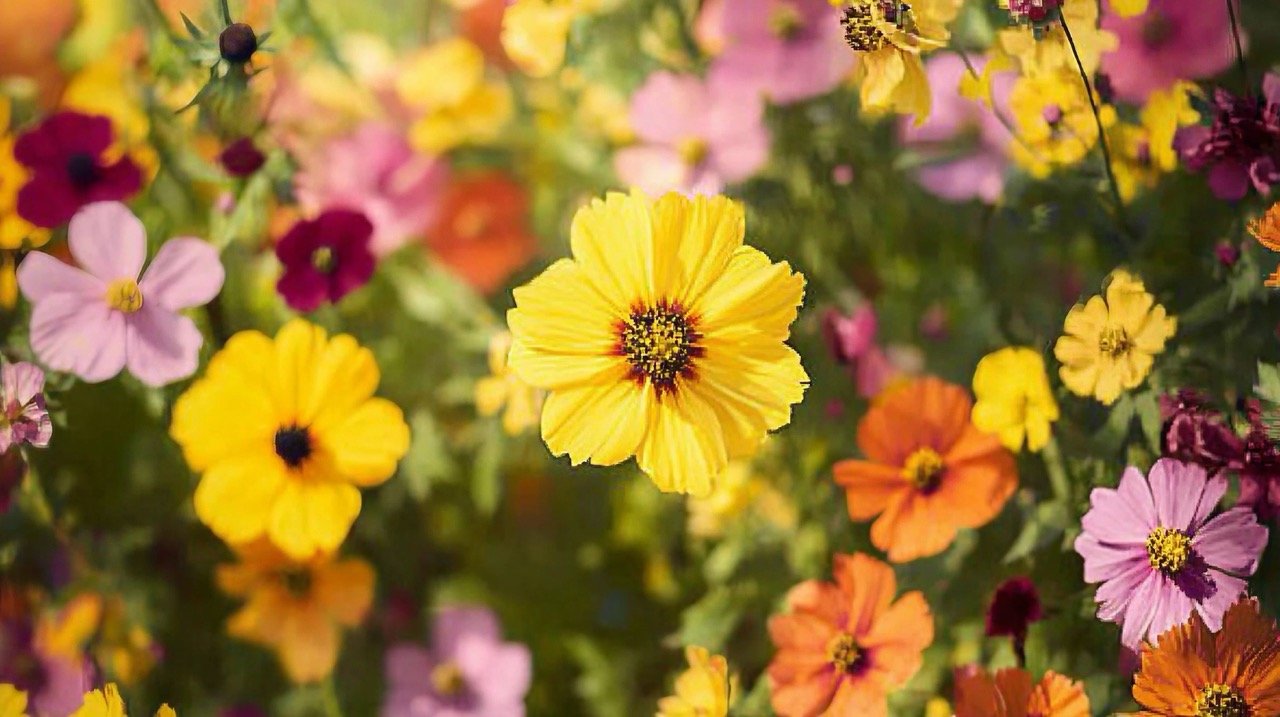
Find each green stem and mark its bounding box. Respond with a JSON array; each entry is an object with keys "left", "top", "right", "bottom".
[
  {"left": 321, "top": 676, "right": 344, "bottom": 717},
  {"left": 1041, "top": 436, "right": 1071, "bottom": 503},
  {"left": 1225, "top": 0, "right": 1249, "bottom": 91}
]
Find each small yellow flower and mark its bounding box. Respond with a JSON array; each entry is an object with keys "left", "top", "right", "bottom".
[
  {"left": 997, "top": 0, "right": 1116, "bottom": 78},
  {"left": 838, "top": 0, "right": 956, "bottom": 121},
  {"left": 656, "top": 646, "right": 735, "bottom": 717},
  {"left": 686, "top": 460, "right": 797, "bottom": 538},
  {"left": 397, "top": 38, "right": 513, "bottom": 153},
  {"left": 501, "top": 0, "right": 598, "bottom": 78},
  {"left": 1008, "top": 70, "right": 1111, "bottom": 178},
  {"left": 1140, "top": 81, "right": 1199, "bottom": 173},
  {"left": 1054, "top": 270, "right": 1176, "bottom": 405},
  {"left": 971, "top": 347, "right": 1060, "bottom": 452},
  {"left": 475, "top": 331, "right": 544, "bottom": 435},
  {"left": 0, "top": 684, "right": 28, "bottom": 717},
  {"left": 69, "top": 683, "right": 173, "bottom": 717}
]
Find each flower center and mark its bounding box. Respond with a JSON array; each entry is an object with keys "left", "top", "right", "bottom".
[
  {"left": 65, "top": 152, "right": 100, "bottom": 190},
  {"left": 901, "top": 447, "right": 945, "bottom": 492},
  {"left": 677, "top": 137, "right": 709, "bottom": 167},
  {"left": 826, "top": 633, "right": 863, "bottom": 673},
  {"left": 104, "top": 279, "right": 143, "bottom": 313},
  {"left": 1194, "top": 684, "right": 1249, "bottom": 717},
  {"left": 1141, "top": 12, "right": 1173, "bottom": 49},
  {"left": 1145, "top": 526, "right": 1192, "bottom": 574},
  {"left": 1042, "top": 104, "right": 1064, "bottom": 127},
  {"left": 1098, "top": 326, "right": 1132, "bottom": 358},
  {"left": 430, "top": 661, "right": 467, "bottom": 697},
  {"left": 768, "top": 2, "right": 804, "bottom": 38},
  {"left": 618, "top": 302, "right": 701, "bottom": 394},
  {"left": 274, "top": 426, "right": 313, "bottom": 468},
  {"left": 311, "top": 246, "right": 335, "bottom": 274},
  {"left": 841, "top": 0, "right": 907, "bottom": 52},
  {"left": 278, "top": 567, "right": 313, "bottom": 598}
]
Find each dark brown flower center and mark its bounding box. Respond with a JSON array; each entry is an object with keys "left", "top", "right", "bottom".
[
  {"left": 274, "top": 426, "right": 312, "bottom": 468},
  {"left": 902, "top": 447, "right": 945, "bottom": 492},
  {"left": 842, "top": 0, "right": 908, "bottom": 52},
  {"left": 618, "top": 302, "right": 702, "bottom": 394},
  {"left": 65, "top": 153, "right": 100, "bottom": 190},
  {"left": 826, "top": 633, "right": 864, "bottom": 673},
  {"left": 278, "top": 567, "right": 313, "bottom": 598},
  {"left": 1194, "top": 683, "right": 1249, "bottom": 717}
]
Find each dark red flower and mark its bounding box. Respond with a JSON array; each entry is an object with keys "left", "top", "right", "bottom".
[
  {"left": 219, "top": 138, "right": 265, "bottom": 177},
  {"left": 1159, "top": 390, "right": 1243, "bottom": 473},
  {"left": 275, "top": 209, "right": 376, "bottom": 312},
  {"left": 1236, "top": 402, "right": 1280, "bottom": 522},
  {"left": 14, "top": 112, "right": 143, "bottom": 228},
  {"left": 1176, "top": 73, "right": 1280, "bottom": 201},
  {"left": 985, "top": 576, "right": 1043, "bottom": 641}
]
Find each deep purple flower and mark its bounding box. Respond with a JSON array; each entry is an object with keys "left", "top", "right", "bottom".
[
  {"left": 219, "top": 138, "right": 266, "bottom": 178},
  {"left": 1074, "top": 458, "right": 1268, "bottom": 650},
  {"left": 1175, "top": 74, "right": 1280, "bottom": 201},
  {"left": 14, "top": 112, "right": 143, "bottom": 229},
  {"left": 0, "top": 362, "right": 51, "bottom": 454},
  {"left": 1235, "top": 402, "right": 1280, "bottom": 522},
  {"left": 275, "top": 209, "right": 376, "bottom": 312},
  {"left": 985, "top": 576, "right": 1043, "bottom": 641},
  {"left": 1159, "top": 390, "right": 1242, "bottom": 473}
]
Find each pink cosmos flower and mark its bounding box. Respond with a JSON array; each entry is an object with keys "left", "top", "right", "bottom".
[
  {"left": 614, "top": 70, "right": 769, "bottom": 196},
  {"left": 295, "top": 122, "right": 449, "bottom": 256},
  {"left": 821, "top": 304, "right": 907, "bottom": 398},
  {"left": 16, "top": 202, "right": 225, "bottom": 387},
  {"left": 0, "top": 362, "right": 51, "bottom": 453},
  {"left": 1100, "top": 0, "right": 1239, "bottom": 103},
  {"left": 381, "top": 606, "right": 532, "bottom": 717},
  {"left": 1074, "top": 458, "right": 1268, "bottom": 651},
  {"left": 706, "top": 0, "right": 854, "bottom": 105}
]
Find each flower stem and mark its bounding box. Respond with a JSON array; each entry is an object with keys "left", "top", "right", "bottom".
[
  {"left": 321, "top": 677, "right": 344, "bottom": 717},
  {"left": 1225, "top": 0, "right": 1249, "bottom": 91}
]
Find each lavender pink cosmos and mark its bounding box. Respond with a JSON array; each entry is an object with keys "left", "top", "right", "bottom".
[
  {"left": 381, "top": 606, "right": 531, "bottom": 717},
  {"left": 14, "top": 112, "right": 143, "bottom": 229},
  {"left": 1074, "top": 458, "right": 1267, "bottom": 651},
  {"left": 16, "top": 202, "right": 225, "bottom": 387},
  {"left": 1100, "top": 0, "right": 1238, "bottom": 103},
  {"left": 1176, "top": 74, "right": 1280, "bottom": 201},
  {"left": 275, "top": 209, "right": 376, "bottom": 312},
  {"left": 614, "top": 70, "right": 769, "bottom": 196}
]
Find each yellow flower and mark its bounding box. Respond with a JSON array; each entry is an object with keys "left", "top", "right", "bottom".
[
  {"left": 0, "top": 104, "right": 49, "bottom": 310},
  {"left": 501, "top": 0, "right": 594, "bottom": 78},
  {"left": 475, "top": 331, "right": 544, "bottom": 436},
  {"left": 69, "top": 683, "right": 173, "bottom": 717},
  {"left": 959, "top": 49, "right": 1016, "bottom": 108},
  {"left": 1140, "top": 81, "right": 1199, "bottom": 173},
  {"left": 971, "top": 347, "right": 1059, "bottom": 452},
  {"left": 1054, "top": 270, "right": 1176, "bottom": 405},
  {"left": 686, "top": 460, "right": 796, "bottom": 538},
  {"left": 839, "top": 0, "right": 955, "bottom": 122},
  {"left": 997, "top": 0, "right": 1116, "bottom": 78},
  {"left": 218, "top": 540, "right": 374, "bottom": 684},
  {"left": 1008, "top": 70, "right": 1111, "bottom": 178},
  {"left": 506, "top": 191, "right": 808, "bottom": 496},
  {"left": 171, "top": 320, "right": 411, "bottom": 559},
  {"left": 0, "top": 685, "right": 27, "bottom": 717},
  {"left": 397, "top": 38, "right": 513, "bottom": 153},
  {"left": 657, "top": 646, "right": 734, "bottom": 717},
  {"left": 1107, "top": 0, "right": 1147, "bottom": 17}
]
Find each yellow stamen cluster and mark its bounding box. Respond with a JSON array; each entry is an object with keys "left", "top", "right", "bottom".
[
  {"left": 1145, "top": 526, "right": 1192, "bottom": 574},
  {"left": 619, "top": 303, "right": 699, "bottom": 392},
  {"left": 901, "top": 447, "right": 945, "bottom": 491},
  {"left": 105, "top": 278, "right": 143, "bottom": 313},
  {"left": 1193, "top": 683, "right": 1249, "bottom": 717},
  {"left": 1098, "top": 326, "right": 1132, "bottom": 358},
  {"left": 826, "top": 633, "right": 862, "bottom": 673},
  {"left": 431, "top": 661, "right": 467, "bottom": 696}
]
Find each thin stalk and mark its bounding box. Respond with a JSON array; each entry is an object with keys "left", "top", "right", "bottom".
[
  {"left": 955, "top": 48, "right": 1043, "bottom": 161},
  {"left": 1225, "top": 0, "right": 1249, "bottom": 91}
]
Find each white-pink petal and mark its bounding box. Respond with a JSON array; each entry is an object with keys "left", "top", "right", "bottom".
[
  {"left": 68, "top": 202, "right": 147, "bottom": 283},
  {"left": 138, "top": 238, "right": 225, "bottom": 311},
  {"left": 29, "top": 295, "right": 127, "bottom": 383},
  {"left": 16, "top": 252, "right": 104, "bottom": 303},
  {"left": 124, "top": 307, "right": 203, "bottom": 387}
]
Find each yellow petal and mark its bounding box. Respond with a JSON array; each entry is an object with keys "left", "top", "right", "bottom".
[
  {"left": 636, "top": 389, "right": 728, "bottom": 496},
  {"left": 396, "top": 38, "right": 485, "bottom": 110},
  {"left": 320, "top": 398, "right": 410, "bottom": 487},
  {"left": 267, "top": 480, "right": 363, "bottom": 560},
  {"left": 569, "top": 191, "right": 655, "bottom": 309},
  {"left": 193, "top": 450, "right": 287, "bottom": 546},
  {"left": 541, "top": 380, "right": 650, "bottom": 466},
  {"left": 1108, "top": 0, "right": 1148, "bottom": 17},
  {"left": 0, "top": 684, "right": 28, "bottom": 717},
  {"left": 651, "top": 193, "right": 745, "bottom": 309}
]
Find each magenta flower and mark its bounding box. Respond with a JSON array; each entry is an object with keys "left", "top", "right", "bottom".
[
  {"left": 985, "top": 576, "right": 1043, "bottom": 641},
  {"left": 705, "top": 0, "right": 854, "bottom": 105},
  {"left": 821, "top": 304, "right": 903, "bottom": 398},
  {"left": 899, "top": 53, "right": 1013, "bottom": 204},
  {"left": 0, "top": 362, "right": 51, "bottom": 453},
  {"left": 613, "top": 70, "right": 769, "bottom": 196},
  {"left": 219, "top": 138, "right": 267, "bottom": 178},
  {"left": 276, "top": 209, "right": 376, "bottom": 312},
  {"left": 1175, "top": 74, "right": 1280, "bottom": 201},
  {"left": 1158, "top": 390, "right": 1242, "bottom": 473},
  {"left": 16, "top": 202, "right": 225, "bottom": 387},
  {"left": 1074, "top": 458, "right": 1268, "bottom": 650},
  {"left": 1100, "top": 0, "right": 1239, "bottom": 103},
  {"left": 14, "top": 112, "right": 143, "bottom": 229},
  {"left": 381, "top": 606, "right": 532, "bottom": 717},
  {"left": 0, "top": 617, "right": 92, "bottom": 717},
  {"left": 295, "top": 123, "right": 449, "bottom": 256}
]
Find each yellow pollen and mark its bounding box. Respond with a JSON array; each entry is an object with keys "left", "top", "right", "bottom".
[
  {"left": 311, "top": 246, "right": 335, "bottom": 273},
  {"left": 1145, "top": 526, "right": 1192, "bottom": 574},
  {"left": 768, "top": 3, "right": 804, "bottom": 38},
  {"left": 677, "top": 137, "right": 709, "bottom": 167},
  {"left": 826, "top": 633, "right": 862, "bottom": 673},
  {"left": 430, "top": 661, "right": 466, "bottom": 696},
  {"left": 901, "top": 447, "right": 945, "bottom": 491},
  {"left": 105, "top": 278, "right": 143, "bottom": 313},
  {"left": 1194, "top": 683, "right": 1249, "bottom": 717},
  {"left": 619, "top": 303, "right": 699, "bottom": 394},
  {"left": 1098, "top": 326, "right": 1132, "bottom": 358}
]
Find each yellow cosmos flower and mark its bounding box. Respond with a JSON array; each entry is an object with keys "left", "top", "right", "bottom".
[
  {"left": 1009, "top": 70, "right": 1112, "bottom": 178},
  {"left": 656, "top": 646, "right": 735, "bottom": 717},
  {"left": 997, "top": 0, "right": 1116, "bottom": 78},
  {"left": 971, "top": 347, "right": 1059, "bottom": 452},
  {"left": 171, "top": 320, "right": 411, "bottom": 559},
  {"left": 502, "top": 0, "right": 599, "bottom": 78},
  {"left": 218, "top": 540, "right": 374, "bottom": 684},
  {"left": 0, "top": 685, "right": 27, "bottom": 717},
  {"left": 69, "top": 683, "right": 173, "bottom": 717},
  {"left": 506, "top": 191, "right": 808, "bottom": 496},
  {"left": 686, "top": 460, "right": 796, "bottom": 538},
  {"left": 1054, "top": 270, "right": 1176, "bottom": 405},
  {"left": 475, "top": 331, "right": 543, "bottom": 436},
  {"left": 397, "top": 38, "right": 513, "bottom": 153},
  {"left": 1140, "top": 81, "right": 1199, "bottom": 172},
  {"left": 838, "top": 0, "right": 956, "bottom": 121}
]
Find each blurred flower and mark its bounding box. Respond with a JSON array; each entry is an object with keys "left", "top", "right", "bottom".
[
  {"left": 657, "top": 646, "right": 734, "bottom": 717},
  {"left": 218, "top": 138, "right": 266, "bottom": 178},
  {"left": 1074, "top": 458, "right": 1267, "bottom": 650},
  {"left": 0, "top": 684, "right": 26, "bottom": 717},
  {"left": 17, "top": 202, "right": 225, "bottom": 386},
  {"left": 425, "top": 172, "right": 538, "bottom": 295},
  {"left": 505, "top": 191, "right": 807, "bottom": 495},
  {"left": 501, "top": 0, "right": 598, "bottom": 78},
  {"left": 709, "top": 0, "right": 853, "bottom": 106},
  {"left": 614, "top": 70, "right": 769, "bottom": 196},
  {"left": 1235, "top": 405, "right": 1280, "bottom": 522},
  {"left": 820, "top": 305, "right": 904, "bottom": 398},
  {"left": 1215, "top": 240, "right": 1241, "bottom": 268},
  {"left": 767, "top": 552, "right": 932, "bottom": 716},
  {"left": 1100, "top": 0, "right": 1238, "bottom": 104},
  {"left": 971, "top": 347, "right": 1059, "bottom": 453},
  {"left": 985, "top": 576, "right": 1044, "bottom": 642},
  {"left": 397, "top": 38, "right": 513, "bottom": 154},
  {"left": 0, "top": 0, "right": 76, "bottom": 107},
  {"left": 475, "top": 331, "right": 543, "bottom": 436},
  {"left": 953, "top": 666, "right": 1089, "bottom": 716},
  {"left": 60, "top": 47, "right": 156, "bottom": 178},
  {"left": 1008, "top": 71, "right": 1109, "bottom": 178},
  {"left": 382, "top": 606, "right": 531, "bottom": 717},
  {"left": 13, "top": 113, "right": 143, "bottom": 228},
  {"left": 833, "top": 376, "right": 1018, "bottom": 562},
  {"left": 0, "top": 106, "right": 51, "bottom": 303},
  {"left": 997, "top": 0, "right": 1116, "bottom": 79},
  {"left": 840, "top": 0, "right": 953, "bottom": 121},
  {"left": 1002, "top": 0, "right": 1062, "bottom": 23},
  {"left": 1132, "top": 597, "right": 1280, "bottom": 716},
  {"left": 1054, "top": 269, "right": 1175, "bottom": 405},
  {"left": 0, "top": 615, "right": 90, "bottom": 716},
  {"left": 1249, "top": 199, "right": 1280, "bottom": 286},
  {"left": 1108, "top": 82, "right": 1199, "bottom": 200},
  {"left": 275, "top": 209, "right": 376, "bottom": 312},
  {"left": 170, "top": 319, "right": 411, "bottom": 559},
  {"left": 1158, "top": 390, "right": 1241, "bottom": 473},
  {"left": 69, "top": 683, "right": 174, "bottom": 717},
  {"left": 0, "top": 362, "right": 51, "bottom": 453},
  {"left": 1176, "top": 74, "right": 1280, "bottom": 201},
  {"left": 686, "top": 460, "right": 797, "bottom": 538},
  {"left": 218, "top": 541, "right": 374, "bottom": 684},
  {"left": 899, "top": 53, "right": 1013, "bottom": 204}
]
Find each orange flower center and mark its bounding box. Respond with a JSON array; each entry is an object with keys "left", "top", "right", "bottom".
[
  {"left": 826, "top": 632, "right": 863, "bottom": 673},
  {"left": 1098, "top": 326, "right": 1132, "bottom": 358},
  {"left": 901, "top": 447, "right": 945, "bottom": 492},
  {"left": 1145, "top": 526, "right": 1191, "bottom": 575},
  {"left": 431, "top": 661, "right": 467, "bottom": 696},
  {"left": 617, "top": 302, "right": 702, "bottom": 395},
  {"left": 105, "top": 278, "right": 143, "bottom": 313},
  {"left": 1194, "top": 683, "right": 1249, "bottom": 717}
]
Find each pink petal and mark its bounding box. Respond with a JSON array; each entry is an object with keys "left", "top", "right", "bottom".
[
  {"left": 1081, "top": 468, "right": 1157, "bottom": 545},
  {"left": 29, "top": 295, "right": 127, "bottom": 383},
  {"left": 613, "top": 146, "right": 691, "bottom": 196},
  {"left": 16, "top": 252, "right": 104, "bottom": 303},
  {"left": 68, "top": 201, "right": 147, "bottom": 282},
  {"left": 139, "top": 238, "right": 225, "bottom": 311},
  {"left": 384, "top": 644, "right": 434, "bottom": 690},
  {"left": 456, "top": 640, "right": 531, "bottom": 704},
  {"left": 3, "top": 361, "right": 46, "bottom": 406},
  {"left": 1120, "top": 570, "right": 1164, "bottom": 649},
  {"left": 1144, "top": 574, "right": 1195, "bottom": 645},
  {"left": 1149, "top": 458, "right": 1213, "bottom": 530},
  {"left": 1076, "top": 532, "right": 1149, "bottom": 583},
  {"left": 628, "top": 72, "right": 712, "bottom": 145},
  {"left": 708, "top": 129, "right": 770, "bottom": 183},
  {"left": 1193, "top": 508, "right": 1268, "bottom": 575},
  {"left": 1194, "top": 570, "right": 1248, "bottom": 632},
  {"left": 431, "top": 607, "right": 501, "bottom": 657},
  {"left": 123, "top": 306, "right": 203, "bottom": 387},
  {"left": 1094, "top": 562, "right": 1150, "bottom": 622}
]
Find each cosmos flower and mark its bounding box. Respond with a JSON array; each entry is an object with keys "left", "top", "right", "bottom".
[
  {"left": 505, "top": 191, "right": 807, "bottom": 495},
  {"left": 953, "top": 666, "right": 1089, "bottom": 717},
  {"left": 837, "top": 0, "right": 957, "bottom": 121},
  {"left": 425, "top": 172, "right": 538, "bottom": 295},
  {"left": 0, "top": 362, "right": 51, "bottom": 454},
  {"left": 1100, "top": 0, "right": 1239, "bottom": 103},
  {"left": 1074, "top": 458, "right": 1268, "bottom": 650},
  {"left": 275, "top": 209, "right": 377, "bottom": 312},
  {"left": 1176, "top": 74, "right": 1280, "bottom": 201},
  {"left": 971, "top": 347, "right": 1059, "bottom": 453},
  {"left": 656, "top": 646, "right": 734, "bottom": 717}
]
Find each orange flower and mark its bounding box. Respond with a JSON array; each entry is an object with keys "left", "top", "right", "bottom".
[
  {"left": 832, "top": 376, "right": 1018, "bottom": 563},
  {"left": 953, "top": 666, "right": 1090, "bottom": 717},
  {"left": 1248, "top": 201, "right": 1280, "bottom": 287},
  {"left": 1132, "top": 597, "right": 1280, "bottom": 717},
  {"left": 0, "top": 0, "right": 75, "bottom": 107},
  {"left": 425, "top": 172, "right": 539, "bottom": 295},
  {"left": 767, "top": 552, "right": 933, "bottom": 717}
]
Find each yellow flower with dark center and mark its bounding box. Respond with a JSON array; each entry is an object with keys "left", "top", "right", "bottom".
[
  {"left": 656, "top": 646, "right": 735, "bottom": 717},
  {"left": 171, "top": 320, "right": 411, "bottom": 558},
  {"left": 506, "top": 191, "right": 808, "bottom": 495},
  {"left": 971, "top": 347, "right": 1059, "bottom": 452},
  {"left": 837, "top": 0, "right": 955, "bottom": 121},
  {"left": 1053, "top": 270, "right": 1176, "bottom": 405}
]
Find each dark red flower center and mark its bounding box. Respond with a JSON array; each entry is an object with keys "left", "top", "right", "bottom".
[
  {"left": 274, "top": 426, "right": 312, "bottom": 467},
  {"left": 616, "top": 301, "right": 703, "bottom": 395},
  {"left": 65, "top": 153, "right": 100, "bottom": 190}
]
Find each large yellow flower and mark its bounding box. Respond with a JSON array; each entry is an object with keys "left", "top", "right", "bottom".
[
  {"left": 171, "top": 320, "right": 411, "bottom": 559},
  {"left": 657, "top": 646, "right": 735, "bottom": 717},
  {"left": 69, "top": 684, "right": 174, "bottom": 717},
  {"left": 971, "top": 347, "right": 1059, "bottom": 452},
  {"left": 1008, "top": 70, "right": 1111, "bottom": 178},
  {"left": 396, "top": 38, "right": 513, "bottom": 153},
  {"left": 217, "top": 541, "right": 374, "bottom": 684},
  {"left": 1054, "top": 270, "right": 1176, "bottom": 405},
  {"left": 506, "top": 191, "right": 808, "bottom": 495}
]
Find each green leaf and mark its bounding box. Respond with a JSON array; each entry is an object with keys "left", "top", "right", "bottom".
[
  {"left": 1257, "top": 361, "right": 1280, "bottom": 404},
  {"left": 180, "top": 12, "right": 205, "bottom": 39}
]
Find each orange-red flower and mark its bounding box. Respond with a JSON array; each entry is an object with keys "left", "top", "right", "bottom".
[
  {"left": 832, "top": 376, "right": 1018, "bottom": 562},
  {"left": 767, "top": 552, "right": 933, "bottom": 717},
  {"left": 1248, "top": 200, "right": 1280, "bottom": 287},
  {"left": 1132, "top": 597, "right": 1280, "bottom": 717},
  {"left": 425, "top": 172, "right": 539, "bottom": 295},
  {"left": 953, "top": 666, "right": 1090, "bottom": 717}
]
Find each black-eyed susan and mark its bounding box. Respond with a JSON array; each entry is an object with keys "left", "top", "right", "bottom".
[
  {"left": 170, "top": 320, "right": 410, "bottom": 559},
  {"left": 505, "top": 191, "right": 807, "bottom": 495}
]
